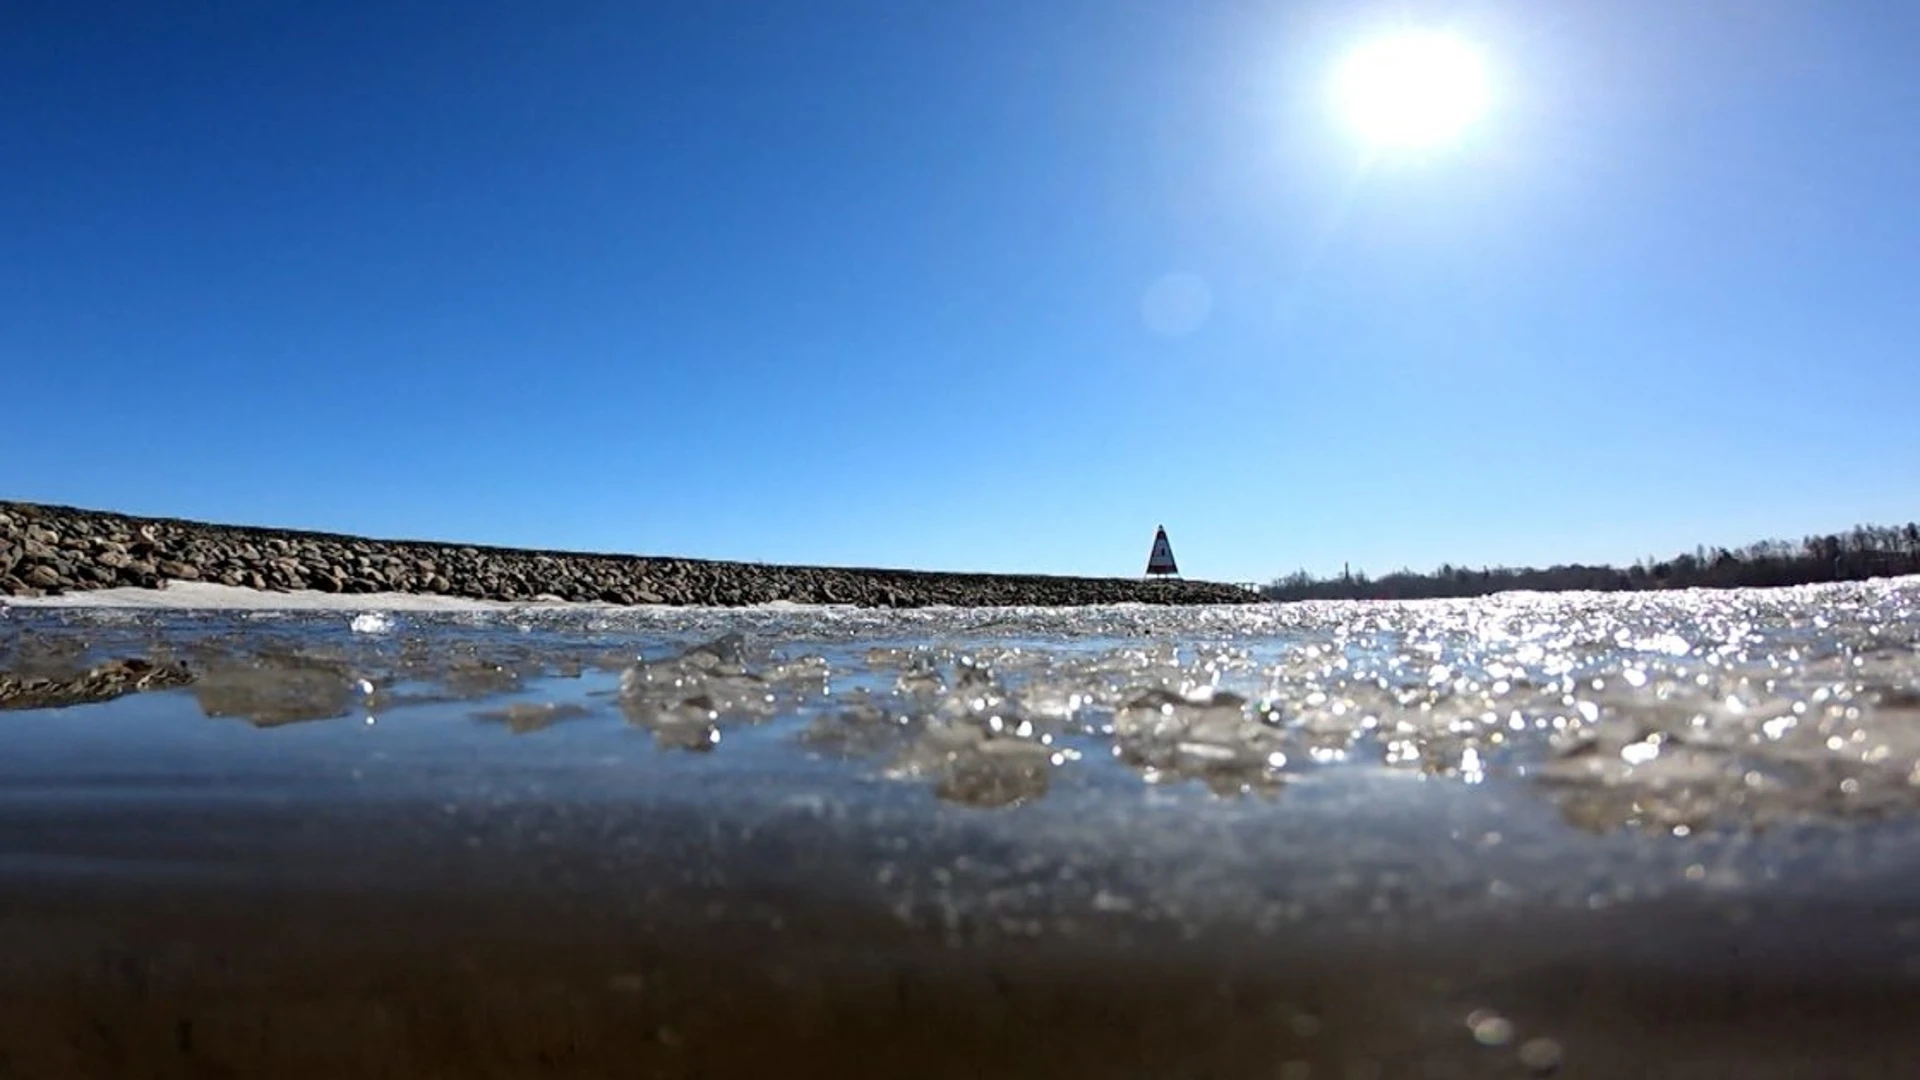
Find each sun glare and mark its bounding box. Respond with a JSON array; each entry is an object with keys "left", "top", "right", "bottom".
[{"left": 1332, "top": 30, "right": 1490, "bottom": 151}]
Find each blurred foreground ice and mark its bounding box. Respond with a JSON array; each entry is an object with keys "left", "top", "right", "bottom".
[{"left": 9, "top": 581, "right": 1920, "bottom": 1077}]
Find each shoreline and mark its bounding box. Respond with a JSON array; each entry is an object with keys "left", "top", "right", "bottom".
[{"left": 0, "top": 501, "right": 1257, "bottom": 608}]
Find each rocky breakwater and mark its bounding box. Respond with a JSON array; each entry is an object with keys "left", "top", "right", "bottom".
[{"left": 0, "top": 502, "right": 1259, "bottom": 608}]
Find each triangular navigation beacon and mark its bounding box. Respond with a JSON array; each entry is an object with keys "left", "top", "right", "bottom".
[{"left": 1144, "top": 525, "right": 1180, "bottom": 576}]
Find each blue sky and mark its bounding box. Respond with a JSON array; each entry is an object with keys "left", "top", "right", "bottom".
[{"left": 5, "top": 1, "right": 1918, "bottom": 583}]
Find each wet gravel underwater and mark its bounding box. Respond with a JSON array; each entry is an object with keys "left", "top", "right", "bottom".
[{"left": 5, "top": 580, "right": 1920, "bottom": 1077}]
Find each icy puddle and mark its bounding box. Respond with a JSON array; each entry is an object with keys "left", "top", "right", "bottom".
[{"left": 4, "top": 583, "right": 1920, "bottom": 1077}]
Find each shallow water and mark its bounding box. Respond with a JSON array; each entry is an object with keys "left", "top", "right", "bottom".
[{"left": 4, "top": 582, "right": 1920, "bottom": 1077}]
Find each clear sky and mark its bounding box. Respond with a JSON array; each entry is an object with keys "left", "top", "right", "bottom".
[{"left": 5, "top": 1, "right": 1918, "bottom": 583}]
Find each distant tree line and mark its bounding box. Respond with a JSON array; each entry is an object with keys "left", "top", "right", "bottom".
[{"left": 1262, "top": 522, "right": 1920, "bottom": 602}]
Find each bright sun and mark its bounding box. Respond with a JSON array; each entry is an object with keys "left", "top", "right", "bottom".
[{"left": 1332, "top": 30, "right": 1490, "bottom": 150}]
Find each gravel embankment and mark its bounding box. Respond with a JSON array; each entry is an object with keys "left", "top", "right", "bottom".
[{"left": 0, "top": 502, "right": 1258, "bottom": 607}]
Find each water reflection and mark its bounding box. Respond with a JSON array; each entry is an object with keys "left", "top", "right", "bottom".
[
  {"left": 194, "top": 653, "right": 358, "bottom": 726},
  {"left": 0, "top": 656, "right": 192, "bottom": 711},
  {"left": 3, "top": 580, "right": 1920, "bottom": 823},
  {"left": 474, "top": 701, "right": 594, "bottom": 735}
]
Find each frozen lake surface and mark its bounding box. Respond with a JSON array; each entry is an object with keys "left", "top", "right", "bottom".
[{"left": 4, "top": 581, "right": 1920, "bottom": 1077}]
